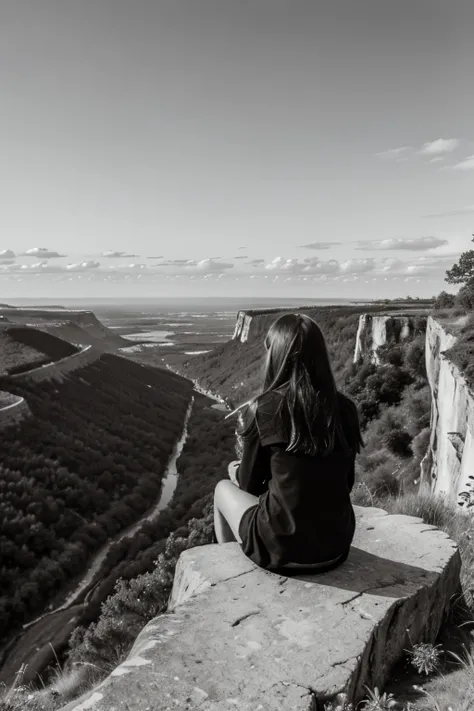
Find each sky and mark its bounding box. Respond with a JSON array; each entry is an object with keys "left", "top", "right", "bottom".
[{"left": 0, "top": 0, "right": 473, "bottom": 299}]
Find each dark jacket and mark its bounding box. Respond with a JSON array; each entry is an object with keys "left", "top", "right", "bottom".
[{"left": 237, "top": 390, "right": 360, "bottom": 570}]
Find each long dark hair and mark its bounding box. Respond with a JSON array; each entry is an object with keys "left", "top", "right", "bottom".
[{"left": 240, "top": 313, "right": 362, "bottom": 456}]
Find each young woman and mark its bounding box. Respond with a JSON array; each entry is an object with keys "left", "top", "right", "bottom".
[{"left": 213, "top": 312, "right": 363, "bottom": 572}]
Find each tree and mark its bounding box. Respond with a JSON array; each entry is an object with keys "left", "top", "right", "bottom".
[
  {"left": 433, "top": 291, "right": 455, "bottom": 310},
  {"left": 445, "top": 236, "right": 474, "bottom": 285},
  {"left": 455, "top": 279, "right": 474, "bottom": 311}
]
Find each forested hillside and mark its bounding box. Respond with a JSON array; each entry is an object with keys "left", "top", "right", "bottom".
[{"left": 0, "top": 354, "right": 193, "bottom": 640}]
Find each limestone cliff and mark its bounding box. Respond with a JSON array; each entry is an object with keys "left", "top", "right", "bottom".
[
  {"left": 232, "top": 306, "right": 322, "bottom": 343},
  {"left": 232, "top": 308, "right": 279, "bottom": 342},
  {"left": 353, "top": 313, "right": 421, "bottom": 364},
  {"left": 421, "top": 316, "right": 474, "bottom": 508}
]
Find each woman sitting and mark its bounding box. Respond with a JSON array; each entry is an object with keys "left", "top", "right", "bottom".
[{"left": 213, "top": 312, "right": 363, "bottom": 573}]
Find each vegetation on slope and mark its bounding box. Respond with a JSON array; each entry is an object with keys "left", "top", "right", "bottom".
[
  {"left": 443, "top": 314, "right": 474, "bottom": 390},
  {"left": 0, "top": 506, "right": 216, "bottom": 711},
  {"left": 0, "top": 332, "right": 51, "bottom": 376},
  {"left": 6, "top": 327, "right": 78, "bottom": 360},
  {"left": 0, "top": 354, "right": 192, "bottom": 640}
]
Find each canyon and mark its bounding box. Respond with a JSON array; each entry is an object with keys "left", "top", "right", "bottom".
[{"left": 1, "top": 303, "right": 472, "bottom": 709}]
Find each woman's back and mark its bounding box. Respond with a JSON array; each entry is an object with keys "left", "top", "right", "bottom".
[{"left": 238, "top": 389, "right": 359, "bottom": 569}]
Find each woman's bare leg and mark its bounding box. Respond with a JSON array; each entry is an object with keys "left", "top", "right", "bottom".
[{"left": 213, "top": 479, "right": 258, "bottom": 543}]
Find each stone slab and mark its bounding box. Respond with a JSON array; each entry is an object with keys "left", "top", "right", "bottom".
[{"left": 60, "top": 506, "right": 460, "bottom": 711}]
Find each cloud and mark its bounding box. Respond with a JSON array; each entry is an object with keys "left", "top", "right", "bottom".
[
  {"left": 298, "top": 241, "right": 342, "bottom": 250},
  {"left": 234, "top": 255, "right": 248, "bottom": 259},
  {"left": 154, "top": 259, "right": 191, "bottom": 266},
  {"left": 420, "top": 138, "right": 459, "bottom": 156},
  {"left": 144, "top": 258, "right": 234, "bottom": 274},
  {"left": 102, "top": 250, "right": 139, "bottom": 258},
  {"left": 375, "top": 147, "right": 411, "bottom": 160},
  {"left": 110, "top": 262, "right": 148, "bottom": 270},
  {"left": 264, "top": 256, "right": 341, "bottom": 275},
  {"left": 1, "top": 260, "right": 101, "bottom": 274},
  {"left": 147, "top": 255, "right": 164, "bottom": 259},
  {"left": 423, "top": 205, "right": 474, "bottom": 218},
  {"left": 0, "top": 249, "right": 16, "bottom": 259},
  {"left": 191, "top": 259, "right": 234, "bottom": 273},
  {"left": 452, "top": 155, "right": 474, "bottom": 171},
  {"left": 237, "top": 245, "right": 248, "bottom": 250},
  {"left": 21, "top": 247, "right": 67, "bottom": 258},
  {"left": 339, "top": 258, "right": 376, "bottom": 274},
  {"left": 246, "top": 258, "right": 265, "bottom": 266},
  {"left": 0, "top": 259, "right": 15, "bottom": 265},
  {"left": 355, "top": 236, "right": 448, "bottom": 251}
]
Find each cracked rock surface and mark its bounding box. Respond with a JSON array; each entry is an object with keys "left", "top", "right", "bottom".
[{"left": 60, "top": 506, "right": 460, "bottom": 711}]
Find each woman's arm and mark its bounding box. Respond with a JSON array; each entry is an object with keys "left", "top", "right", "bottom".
[
  {"left": 228, "top": 460, "right": 240, "bottom": 485},
  {"left": 236, "top": 418, "right": 271, "bottom": 496}
]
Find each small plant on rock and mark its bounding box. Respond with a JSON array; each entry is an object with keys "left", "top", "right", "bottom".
[
  {"left": 360, "top": 687, "right": 397, "bottom": 710},
  {"left": 406, "top": 643, "right": 443, "bottom": 676}
]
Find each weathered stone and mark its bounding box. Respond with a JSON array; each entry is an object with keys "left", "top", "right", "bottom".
[{"left": 60, "top": 506, "right": 460, "bottom": 711}]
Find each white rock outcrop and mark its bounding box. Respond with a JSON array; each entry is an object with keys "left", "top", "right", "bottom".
[
  {"left": 232, "top": 310, "right": 254, "bottom": 342},
  {"left": 421, "top": 316, "right": 474, "bottom": 508},
  {"left": 59, "top": 506, "right": 460, "bottom": 711},
  {"left": 353, "top": 314, "right": 417, "bottom": 364}
]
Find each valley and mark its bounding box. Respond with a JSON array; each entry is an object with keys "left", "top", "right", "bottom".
[{"left": 1, "top": 295, "right": 473, "bottom": 711}]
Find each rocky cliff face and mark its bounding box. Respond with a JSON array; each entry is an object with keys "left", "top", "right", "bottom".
[
  {"left": 421, "top": 316, "right": 474, "bottom": 508},
  {"left": 232, "top": 308, "right": 284, "bottom": 342},
  {"left": 232, "top": 306, "right": 323, "bottom": 343},
  {"left": 232, "top": 310, "right": 253, "bottom": 341},
  {"left": 353, "top": 313, "right": 420, "bottom": 364}
]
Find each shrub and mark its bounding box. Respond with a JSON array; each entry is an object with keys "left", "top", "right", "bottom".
[{"left": 383, "top": 429, "right": 412, "bottom": 457}]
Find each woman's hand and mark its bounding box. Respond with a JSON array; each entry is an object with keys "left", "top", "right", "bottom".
[{"left": 228, "top": 460, "right": 240, "bottom": 486}]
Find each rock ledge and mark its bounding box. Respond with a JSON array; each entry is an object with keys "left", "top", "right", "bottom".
[{"left": 61, "top": 506, "right": 460, "bottom": 711}]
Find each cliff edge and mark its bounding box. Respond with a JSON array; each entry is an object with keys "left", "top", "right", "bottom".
[
  {"left": 59, "top": 506, "right": 460, "bottom": 711},
  {"left": 421, "top": 316, "right": 474, "bottom": 508}
]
